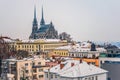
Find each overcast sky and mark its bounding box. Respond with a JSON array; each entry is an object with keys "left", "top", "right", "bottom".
[{"left": 0, "top": 0, "right": 120, "bottom": 42}]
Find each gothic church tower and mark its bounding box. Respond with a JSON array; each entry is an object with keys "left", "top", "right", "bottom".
[{"left": 29, "top": 6, "right": 38, "bottom": 39}]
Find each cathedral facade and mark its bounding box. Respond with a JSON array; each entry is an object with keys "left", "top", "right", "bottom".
[{"left": 29, "top": 7, "right": 58, "bottom": 39}]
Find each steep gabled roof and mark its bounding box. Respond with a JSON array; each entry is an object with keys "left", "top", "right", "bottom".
[{"left": 37, "top": 24, "right": 50, "bottom": 33}]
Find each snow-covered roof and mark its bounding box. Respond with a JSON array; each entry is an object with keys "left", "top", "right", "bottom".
[
  {"left": 45, "top": 60, "right": 108, "bottom": 78},
  {"left": 4, "top": 56, "right": 44, "bottom": 62},
  {"left": 21, "top": 39, "right": 35, "bottom": 43},
  {"left": 55, "top": 43, "right": 106, "bottom": 52},
  {"left": 96, "top": 48, "right": 106, "bottom": 52},
  {"left": 20, "top": 39, "right": 63, "bottom": 43},
  {"left": 3, "top": 38, "right": 15, "bottom": 43},
  {"left": 80, "top": 41, "right": 91, "bottom": 48},
  {"left": 44, "top": 39, "right": 61, "bottom": 42}
]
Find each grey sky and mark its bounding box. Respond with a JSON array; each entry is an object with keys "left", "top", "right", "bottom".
[{"left": 0, "top": 0, "right": 120, "bottom": 41}]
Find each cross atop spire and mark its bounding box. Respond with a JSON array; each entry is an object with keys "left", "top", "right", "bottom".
[{"left": 40, "top": 6, "right": 45, "bottom": 25}]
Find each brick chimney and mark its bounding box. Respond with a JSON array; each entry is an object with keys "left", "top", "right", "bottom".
[
  {"left": 60, "top": 63, "right": 64, "bottom": 69},
  {"left": 71, "top": 63, "right": 74, "bottom": 67},
  {"left": 58, "top": 60, "right": 61, "bottom": 64},
  {"left": 87, "top": 62, "right": 90, "bottom": 65}
]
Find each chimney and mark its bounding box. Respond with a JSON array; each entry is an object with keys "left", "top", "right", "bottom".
[
  {"left": 58, "top": 60, "right": 61, "bottom": 64},
  {"left": 80, "top": 59, "right": 82, "bottom": 63},
  {"left": 52, "top": 55, "right": 55, "bottom": 59},
  {"left": 71, "top": 63, "right": 74, "bottom": 67},
  {"left": 87, "top": 62, "right": 90, "bottom": 65},
  {"left": 60, "top": 63, "right": 64, "bottom": 69}
]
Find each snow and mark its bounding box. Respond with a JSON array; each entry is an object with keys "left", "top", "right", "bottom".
[
  {"left": 3, "top": 38, "right": 14, "bottom": 43},
  {"left": 55, "top": 43, "right": 106, "bottom": 52},
  {"left": 21, "top": 39, "right": 62, "bottom": 43},
  {"left": 45, "top": 60, "right": 108, "bottom": 78}
]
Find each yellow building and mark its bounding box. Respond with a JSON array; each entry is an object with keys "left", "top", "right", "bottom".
[
  {"left": 48, "top": 49, "right": 69, "bottom": 57},
  {"left": 48, "top": 44, "right": 75, "bottom": 57},
  {"left": 1, "top": 56, "right": 49, "bottom": 80},
  {"left": 15, "top": 39, "right": 67, "bottom": 53}
]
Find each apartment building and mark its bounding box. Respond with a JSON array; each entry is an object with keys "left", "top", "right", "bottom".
[{"left": 1, "top": 56, "right": 49, "bottom": 80}]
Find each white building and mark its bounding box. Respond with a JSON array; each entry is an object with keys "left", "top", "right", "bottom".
[
  {"left": 44, "top": 60, "right": 108, "bottom": 80},
  {"left": 55, "top": 42, "right": 106, "bottom": 58}
]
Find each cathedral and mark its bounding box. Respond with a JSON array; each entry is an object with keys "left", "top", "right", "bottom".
[{"left": 29, "top": 7, "right": 58, "bottom": 39}]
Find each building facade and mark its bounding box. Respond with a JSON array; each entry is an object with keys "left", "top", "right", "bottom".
[
  {"left": 44, "top": 60, "right": 108, "bottom": 80},
  {"left": 1, "top": 56, "right": 48, "bottom": 80},
  {"left": 99, "top": 54, "right": 120, "bottom": 80},
  {"left": 29, "top": 7, "right": 58, "bottom": 39},
  {"left": 1, "top": 37, "right": 68, "bottom": 54},
  {"left": 50, "top": 42, "right": 106, "bottom": 58},
  {"left": 15, "top": 39, "right": 67, "bottom": 53}
]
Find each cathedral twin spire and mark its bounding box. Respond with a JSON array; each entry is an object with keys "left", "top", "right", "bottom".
[
  {"left": 30, "top": 5, "right": 59, "bottom": 39},
  {"left": 32, "top": 5, "right": 38, "bottom": 34},
  {"left": 40, "top": 6, "right": 45, "bottom": 25},
  {"left": 33, "top": 6, "right": 45, "bottom": 28},
  {"left": 34, "top": 6, "right": 37, "bottom": 20}
]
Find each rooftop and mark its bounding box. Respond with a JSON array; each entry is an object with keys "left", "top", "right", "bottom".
[
  {"left": 55, "top": 43, "right": 106, "bottom": 52},
  {"left": 45, "top": 60, "right": 108, "bottom": 78},
  {"left": 17, "top": 39, "right": 65, "bottom": 43}
]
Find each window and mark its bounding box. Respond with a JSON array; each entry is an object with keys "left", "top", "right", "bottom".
[
  {"left": 39, "top": 69, "right": 43, "bottom": 72},
  {"left": 33, "top": 74, "right": 37, "bottom": 79},
  {"left": 39, "top": 75, "right": 43, "bottom": 78},
  {"left": 26, "top": 77, "right": 29, "bottom": 79},
  {"left": 108, "top": 77, "right": 111, "bottom": 80},
  {"left": 89, "top": 77, "right": 91, "bottom": 80},
  {"left": 25, "top": 63, "right": 28, "bottom": 66},
  {"left": 92, "top": 77, "right": 94, "bottom": 80},
  {"left": 66, "top": 53, "right": 68, "bottom": 55},
  {"left": 111, "top": 51, "right": 113, "bottom": 53},
  {"left": 51, "top": 74, "right": 53, "bottom": 79},
  {"left": 55, "top": 74, "right": 57, "bottom": 78},
  {"left": 38, "top": 62, "right": 41, "bottom": 65},
  {"left": 95, "top": 76, "right": 98, "bottom": 80},
  {"left": 46, "top": 73, "right": 48, "bottom": 78},
  {"left": 25, "top": 70, "right": 29, "bottom": 73},
  {"left": 33, "top": 69, "right": 37, "bottom": 73},
  {"left": 85, "top": 78, "right": 87, "bottom": 80},
  {"left": 100, "top": 61, "right": 103, "bottom": 64},
  {"left": 32, "top": 62, "right": 35, "bottom": 66}
]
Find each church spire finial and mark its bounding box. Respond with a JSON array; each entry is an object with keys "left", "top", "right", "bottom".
[
  {"left": 40, "top": 6, "right": 45, "bottom": 25},
  {"left": 33, "top": 5, "right": 37, "bottom": 24},
  {"left": 34, "top": 5, "right": 36, "bottom": 19},
  {"left": 31, "top": 4, "right": 38, "bottom": 34}
]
